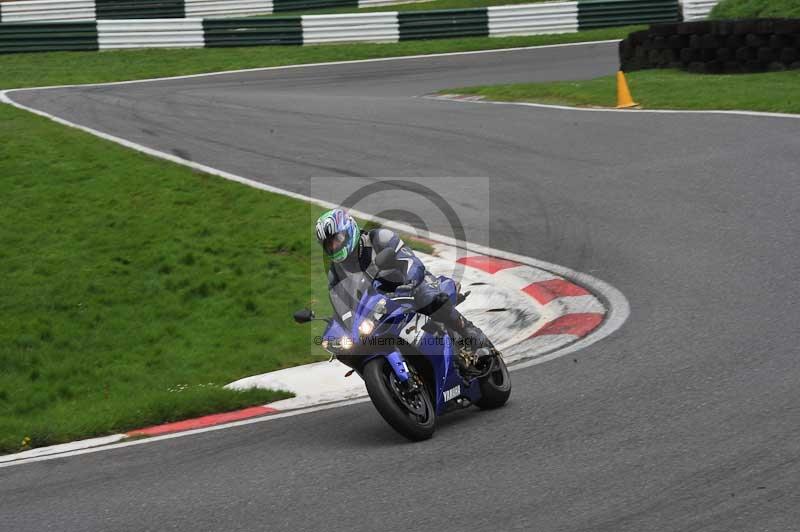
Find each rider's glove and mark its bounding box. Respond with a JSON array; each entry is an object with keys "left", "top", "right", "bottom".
[{"left": 392, "top": 284, "right": 415, "bottom": 297}]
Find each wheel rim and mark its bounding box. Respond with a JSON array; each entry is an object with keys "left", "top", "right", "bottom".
[{"left": 386, "top": 369, "right": 431, "bottom": 423}]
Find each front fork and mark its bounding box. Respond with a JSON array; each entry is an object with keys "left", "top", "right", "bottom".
[
  {"left": 385, "top": 351, "right": 411, "bottom": 383},
  {"left": 358, "top": 351, "right": 419, "bottom": 392}
]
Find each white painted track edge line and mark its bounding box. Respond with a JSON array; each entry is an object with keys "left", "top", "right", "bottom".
[
  {"left": 427, "top": 94, "right": 800, "bottom": 120},
  {"left": 0, "top": 434, "right": 127, "bottom": 464},
  {"left": 0, "top": 39, "right": 621, "bottom": 93},
  {"left": 0, "top": 398, "right": 373, "bottom": 469}
]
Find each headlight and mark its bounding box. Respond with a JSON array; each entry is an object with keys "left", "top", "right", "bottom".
[
  {"left": 339, "top": 336, "right": 354, "bottom": 350},
  {"left": 358, "top": 319, "right": 375, "bottom": 336},
  {"left": 321, "top": 339, "right": 329, "bottom": 350}
]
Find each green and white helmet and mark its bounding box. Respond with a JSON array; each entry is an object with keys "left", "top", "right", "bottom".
[{"left": 315, "top": 209, "right": 361, "bottom": 263}]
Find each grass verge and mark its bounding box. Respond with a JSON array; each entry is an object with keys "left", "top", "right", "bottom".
[
  {"left": 442, "top": 68, "right": 800, "bottom": 114},
  {"left": 0, "top": 27, "right": 637, "bottom": 90},
  {"left": 0, "top": 102, "right": 338, "bottom": 453},
  {"left": 710, "top": 0, "right": 800, "bottom": 19}
]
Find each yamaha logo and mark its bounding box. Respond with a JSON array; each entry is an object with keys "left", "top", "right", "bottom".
[{"left": 443, "top": 385, "right": 461, "bottom": 402}]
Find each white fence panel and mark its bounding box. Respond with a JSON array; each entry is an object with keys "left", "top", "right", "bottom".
[
  {"left": 681, "top": 0, "right": 719, "bottom": 21},
  {"left": 97, "top": 19, "right": 205, "bottom": 49},
  {"left": 2, "top": 0, "right": 95, "bottom": 23},
  {"left": 184, "top": 0, "right": 272, "bottom": 18},
  {"left": 358, "top": 0, "right": 428, "bottom": 7},
  {"left": 302, "top": 12, "right": 399, "bottom": 44},
  {"left": 488, "top": 2, "right": 578, "bottom": 37}
]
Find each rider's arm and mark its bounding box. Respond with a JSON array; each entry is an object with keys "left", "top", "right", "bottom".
[
  {"left": 369, "top": 228, "right": 425, "bottom": 289},
  {"left": 327, "top": 265, "right": 339, "bottom": 290}
]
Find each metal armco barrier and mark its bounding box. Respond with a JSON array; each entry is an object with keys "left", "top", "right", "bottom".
[
  {"left": 398, "top": 8, "right": 489, "bottom": 40},
  {"left": 95, "top": 0, "right": 184, "bottom": 19},
  {"left": 0, "top": 0, "right": 425, "bottom": 22},
  {"left": 0, "top": 19, "right": 97, "bottom": 52},
  {"left": 0, "top": 0, "right": 689, "bottom": 53},
  {"left": 302, "top": 12, "right": 398, "bottom": 43},
  {"left": 358, "top": 0, "right": 406, "bottom": 6},
  {"left": 184, "top": 0, "right": 272, "bottom": 18},
  {"left": 0, "top": 0, "right": 691, "bottom": 24},
  {"left": 578, "top": 0, "right": 679, "bottom": 29},
  {"left": 680, "top": 0, "right": 719, "bottom": 21},
  {"left": 0, "top": 0, "right": 95, "bottom": 23},
  {"left": 98, "top": 18, "right": 203, "bottom": 48},
  {"left": 273, "top": 0, "right": 356, "bottom": 13},
  {"left": 488, "top": 2, "right": 578, "bottom": 37},
  {"left": 202, "top": 16, "right": 302, "bottom": 46}
]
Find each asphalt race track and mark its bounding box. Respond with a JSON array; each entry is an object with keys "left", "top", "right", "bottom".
[{"left": 4, "top": 41, "right": 800, "bottom": 531}]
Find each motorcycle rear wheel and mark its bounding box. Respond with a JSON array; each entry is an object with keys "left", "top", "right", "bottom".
[
  {"left": 363, "top": 357, "right": 436, "bottom": 441},
  {"left": 475, "top": 354, "right": 512, "bottom": 409}
]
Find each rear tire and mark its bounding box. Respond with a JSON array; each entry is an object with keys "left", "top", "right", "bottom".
[
  {"left": 476, "top": 354, "right": 511, "bottom": 409},
  {"left": 363, "top": 357, "right": 436, "bottom": 441}
]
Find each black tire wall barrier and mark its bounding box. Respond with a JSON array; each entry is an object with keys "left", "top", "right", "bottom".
[{"left": 620, "top": 19, "right": 800, "bottom": 73}]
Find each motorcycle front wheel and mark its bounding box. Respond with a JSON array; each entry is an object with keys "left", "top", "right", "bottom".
[{"left": 363, "top": 357, "right": 436, "bottom": 441}]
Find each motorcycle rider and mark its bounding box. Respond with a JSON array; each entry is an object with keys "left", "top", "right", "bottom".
[{"left": 315, "top": 208, "right": 494, "bottom": 370}]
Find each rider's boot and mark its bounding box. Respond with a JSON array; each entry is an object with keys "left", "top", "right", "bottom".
[{"left": 430, "top": 299, "right": 496, "bottom": 372}]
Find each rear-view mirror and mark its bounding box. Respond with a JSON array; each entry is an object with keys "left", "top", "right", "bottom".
[{"left": 293, "top": 309, "right": 315, "bottom": 324}]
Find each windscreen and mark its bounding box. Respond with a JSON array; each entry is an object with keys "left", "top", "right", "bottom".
[{"left": 329, "top": 270, "right": 372, "bottom": 327}]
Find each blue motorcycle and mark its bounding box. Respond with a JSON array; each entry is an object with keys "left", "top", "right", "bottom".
[{"left": 293, "top": 252, "right": 511, "bottom": 441}]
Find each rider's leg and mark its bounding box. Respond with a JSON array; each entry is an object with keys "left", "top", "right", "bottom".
[{"left": 413, "top": 284, "right": 493, "bottom": 355}]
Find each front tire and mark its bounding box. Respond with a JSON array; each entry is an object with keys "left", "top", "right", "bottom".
[
  {"left": 363, "top": 357, "right": 436, "bottom": 441},
  {"left": 475, "top": 354, "right": 511, "bottom": 409}
]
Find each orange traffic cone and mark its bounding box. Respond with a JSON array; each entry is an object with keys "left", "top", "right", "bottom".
[{"left": 616, "top": 70, "right": 638, "bottom": 109}]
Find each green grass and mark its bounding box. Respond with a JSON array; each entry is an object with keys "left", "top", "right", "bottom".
[
  {"left": 0, "top": 102, "right": 340, "bottom": 453},
  {"left": 710, "top": 0, "right": 800, "bottom": 19},
  {"left": 442, "top": 68, "right": 800, "bottom": 113},
  {"left": 256, "top": 0, "right": 552, "bottom": 17},
  {"left": 0, "top": 27, "right": 639, "bottom": 90}
]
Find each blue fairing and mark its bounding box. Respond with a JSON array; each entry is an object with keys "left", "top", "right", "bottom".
[
  {"left": 322, "top": 274, "right": 482, "bottom": 414},
  {"left": 438, "top": 276, "right": 459, "bottom": 305}
]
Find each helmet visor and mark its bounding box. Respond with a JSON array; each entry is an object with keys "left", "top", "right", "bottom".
[{"left": 323, "top": 231, "right": 347, "bottom": 256}]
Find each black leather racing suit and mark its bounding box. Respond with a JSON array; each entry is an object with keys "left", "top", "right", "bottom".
[{"left": 328, "top": 228, "right": 491, "bottom": 355}]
